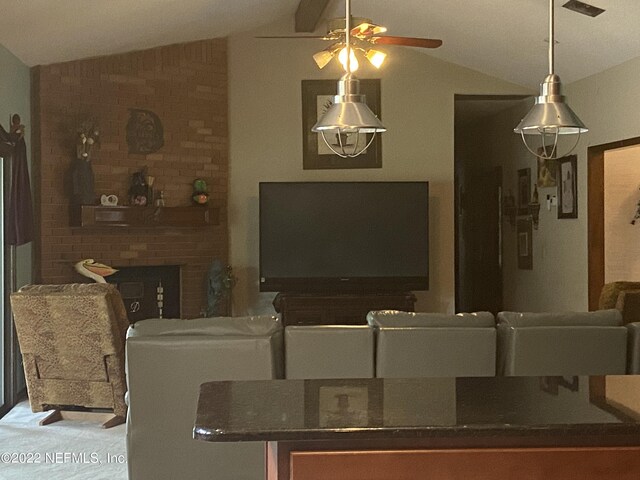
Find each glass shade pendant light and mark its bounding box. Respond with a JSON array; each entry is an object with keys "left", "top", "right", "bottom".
[
  {"left": 514, "top": 0, "right": 587, "bottom": 160},
  {"left": 312, "top": 0, "right": 386, "bottom": 158}
]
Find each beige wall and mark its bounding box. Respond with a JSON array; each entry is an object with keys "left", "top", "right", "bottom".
[
  {"left": 465, "top": 99, "right": 587, "bottom": 312},
  {"left": 563, "top": 56, "right": 640, "bottom": 309},
  {"left": 228, "top": 19, "right": 529, "bottom": 315},
  {"left": 604, "top": 145, "right": 640, "bottom": 283},
  {"left": 471, "top": 56, "right": 640, "bottom": 313}
]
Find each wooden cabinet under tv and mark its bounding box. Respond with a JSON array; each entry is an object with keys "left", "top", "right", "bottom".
[{"left": 273, "top": 292, "right": 417, "bottom": 327}]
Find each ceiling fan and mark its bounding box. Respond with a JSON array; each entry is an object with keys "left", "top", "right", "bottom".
[{"left": 258, "top": 16, "right": 442, "bottom": 71}]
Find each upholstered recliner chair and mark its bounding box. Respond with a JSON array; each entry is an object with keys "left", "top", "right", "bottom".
[
  {"left": 496, "top": 310, "right": 628, "bottom": 376},
  {"left": 10, "top": 283, "right": 129, "bottom": 427},
  {"left": 367, "top": 311, "right": 497, "bottom": 377},
  {"left": 598, "top": 281, "right": 640, "bottom": 311}
]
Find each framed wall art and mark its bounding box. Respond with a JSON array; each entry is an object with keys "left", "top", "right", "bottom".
[
  {"left": 301, "top": 79, "right": 382, "bottom": 170},
  {"left": 517, "top": 217, "right": 533, "bottom": 270},
  {"left": 536, "top": 155, "right": 558, "bottom": 188},
  {"left": 517, "top": 168, "right": 531, "bottom": 216},
  {"left": 558, "top": 155, "right": 578, "bottom": 219}
]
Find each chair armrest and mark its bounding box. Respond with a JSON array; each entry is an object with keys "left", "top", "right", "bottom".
[{"left": 627, "top": 322, "right": 640, "bottom": 374}]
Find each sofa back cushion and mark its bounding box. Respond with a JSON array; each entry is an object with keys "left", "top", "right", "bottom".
[
  {"left": 497, "top": 310, "right": 622, "bottom": 327},
  {"left": 285, "top": 325, "right": 374, "bottom": 379},
  {"left": 129, "top": 314, "right": 281, "bottom": 337},
  {"left": 367, "top": 310, "right": 495, "bottom": 328},
  {"left": 496, "top": 311, "right": 627, "bottom": 376},
  {"left": 367, "top": 311, "right": 496, "bottom": 378}
]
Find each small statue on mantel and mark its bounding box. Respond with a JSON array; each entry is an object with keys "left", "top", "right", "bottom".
[
  {"left": 128, "top": 166, "right": 149, "bottom": 206},
  {"left": 206, "top": 260, "right": 237, "bottom": 316},
  {"left": 71, "top": 120, "right": 99, "bottom": 205}
]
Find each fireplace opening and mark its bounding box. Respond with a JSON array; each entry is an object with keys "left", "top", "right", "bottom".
[{"left": 107, "top": 265, "right": 181, "bottom": 322}]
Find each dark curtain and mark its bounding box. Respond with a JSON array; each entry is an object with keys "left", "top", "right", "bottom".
[{"left": 0, "top": 123, "right": 34, "bottom": 246}]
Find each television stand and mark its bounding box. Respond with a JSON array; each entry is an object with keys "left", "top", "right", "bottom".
[{"left": 272, "top": 292, "right": 417, "bottom": 327}]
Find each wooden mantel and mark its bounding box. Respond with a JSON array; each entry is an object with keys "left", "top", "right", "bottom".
[{"left": 70, "top": 205, "right": 219, "bottom": 228}]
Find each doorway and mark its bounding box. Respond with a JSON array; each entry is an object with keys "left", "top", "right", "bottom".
[
  {"left": 454, "top": 94, "right": 531, "bottom": 314},
  {"left": 587, "top": 136, "right": 640, "bottom": 310}
]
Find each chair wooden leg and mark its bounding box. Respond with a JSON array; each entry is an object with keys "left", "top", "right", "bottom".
[
  {"left": 39, "top": 409, "right": 62, "bottom": 426},
  {"left": 102, "top": 415, "right": 125, "bottom": 429}
]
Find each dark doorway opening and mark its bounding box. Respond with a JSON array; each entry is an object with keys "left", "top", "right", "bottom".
[{"left": 454, "top": 94, "right": 531, "bottom": 314}]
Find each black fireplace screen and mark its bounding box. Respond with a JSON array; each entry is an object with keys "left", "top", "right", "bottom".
[{"left": 107, "top": 265, "right": 180, "bottom": 322}]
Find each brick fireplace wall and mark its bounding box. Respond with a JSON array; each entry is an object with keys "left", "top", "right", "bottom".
[{"left": 31, "top": 39, "right": 228, "bottom": 318}]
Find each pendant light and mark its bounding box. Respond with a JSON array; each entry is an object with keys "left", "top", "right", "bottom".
[
  {"left": 514, "top": 0, "right": 587, "bottom": 160},
  {"left": 312, "top": 0, "right": 386, "bottom": 158}
]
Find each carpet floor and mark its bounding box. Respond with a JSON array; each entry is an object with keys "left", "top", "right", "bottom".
[{"left": 0, "top": 401, "right": 127, "bottom": 480}]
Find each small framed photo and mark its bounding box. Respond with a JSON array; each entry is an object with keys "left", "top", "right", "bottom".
[
  {"left": 537, "top": 155, "right": 558, "bottom": 188},
  {"left": 517, "top": 168, "right": 531, "bottom": 215},
  {"left": 301, "top": 79, "right": 382, "bottom": 170},
  {"left": 517, "top": 217, "right": 533, "bottom": 270},
  {"left": 304, "top": 379, "right": 382, "bottom": 429},
  {"left": 557, "top": 155, "right": 578, "bottom": 219}
]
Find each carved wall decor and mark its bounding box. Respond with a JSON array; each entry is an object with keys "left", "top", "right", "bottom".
[{"left": 126, "top": 108, "right": 164, "bottom": 154}]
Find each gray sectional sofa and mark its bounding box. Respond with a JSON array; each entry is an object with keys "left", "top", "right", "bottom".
[{"left": 125, "top": 309, "right": 640, "bottom": 480}]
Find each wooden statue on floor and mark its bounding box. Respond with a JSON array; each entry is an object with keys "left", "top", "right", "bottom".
[{"left": 71, "top": 120, "right": 99, "bottom": 205}]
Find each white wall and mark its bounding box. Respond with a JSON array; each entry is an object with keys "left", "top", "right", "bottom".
[
  {"left": 565, "top": 56, "right": 640, "bottom": 309},
  {"left": 228, "top": 18, "right": 530, "bottom": 315},
  {"left": 0, "top": 43, "right": 31, "bottom": 289}
]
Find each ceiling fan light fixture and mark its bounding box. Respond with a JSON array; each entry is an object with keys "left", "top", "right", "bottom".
[
  {"left": 312, "top": 50, "right": 334, "bottom": 69},
  {"left": 338, "top": 46, "right": 359, "bottom": 72},
  {"left": 313, "top": 44, "right": 340, "bottom": 69},
  {"left": 365, "top": 48, "right": 387, "bottom": 68}
]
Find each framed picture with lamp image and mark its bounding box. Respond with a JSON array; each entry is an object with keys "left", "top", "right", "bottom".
[
  {"left": 558, "top": 155, "right": 578, "bottom": 219},
  {"left": 301, "top": 79, "right": 382, "bottom": 170}
]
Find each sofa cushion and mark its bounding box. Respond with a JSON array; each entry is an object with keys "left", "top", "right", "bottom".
[
  {"left": 127, "top": 315, "right": 281, "bottom": 338},
  {"left": 497, "top": 310, "right": 622, "bottom": 327},
  {"left": 285, "top": 325, "right": 374, "bottom": 379},
  {"left": 367, "top": 310, "right": 495, "bottom": 328}
]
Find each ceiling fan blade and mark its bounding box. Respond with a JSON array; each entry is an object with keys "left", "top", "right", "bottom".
[
  {"left": 371, "top": 36, "right": 443, "bottom": 48},
  {"left": 255, "top": 35, "right": 327, "bottom": 39},
  {"left": 351, "top": 22, "right": 387, "bottom": 37}
]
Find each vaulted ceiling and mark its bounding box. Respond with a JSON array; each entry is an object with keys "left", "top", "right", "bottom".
[{"left": 1, "top": 0, "right": 639, "bottom": 88}]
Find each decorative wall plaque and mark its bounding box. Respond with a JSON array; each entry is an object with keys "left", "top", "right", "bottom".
[{"left": 126, "top": 109, "right": 164, "bottom": 154}]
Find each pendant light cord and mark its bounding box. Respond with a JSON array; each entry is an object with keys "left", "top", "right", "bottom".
[{"left": 549, "top": 0, "right": 555, "bottom": 75}]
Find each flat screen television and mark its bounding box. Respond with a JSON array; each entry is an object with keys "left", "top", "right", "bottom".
[{"left": 259, "top": 182, "right": 429, "bottom": 293}]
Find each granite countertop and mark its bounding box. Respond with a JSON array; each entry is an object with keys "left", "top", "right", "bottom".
[{"left": 194, "top": 376, "right": 640, "bottom": 443}]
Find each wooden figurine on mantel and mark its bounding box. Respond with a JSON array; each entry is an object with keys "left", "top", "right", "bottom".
[
  {"left": 71, "top": 120, "right": 99, "bottom": 205},
  {"left": 128, "top": 166, "right": 149, "bottom": 206}
]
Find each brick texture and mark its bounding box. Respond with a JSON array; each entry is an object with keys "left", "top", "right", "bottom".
[{"left": 31, "top": 39, "right": 229, "bottom": 318}]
